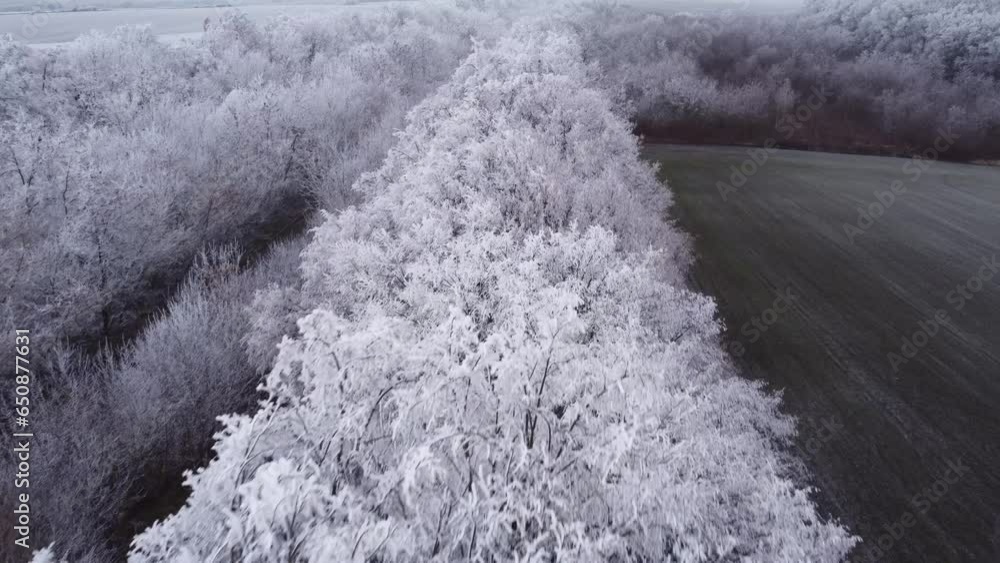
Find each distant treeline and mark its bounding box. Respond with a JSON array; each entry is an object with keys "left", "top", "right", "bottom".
[{"left": 573, "top": 0, "right": 1000, "bottom": 160}]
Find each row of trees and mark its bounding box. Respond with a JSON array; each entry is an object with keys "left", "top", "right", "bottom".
[
  {"left": 571, "top": 0, "right": 1000, "bottom": 159},
  {"left": 1, "top": 4, "right": 516, "bottom": 561},
  {"left": 125, "top": 25, "right": 856, "bottom": 563}
]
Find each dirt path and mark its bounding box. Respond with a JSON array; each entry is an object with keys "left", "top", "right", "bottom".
[{"left": 644, "top": 144, "right": 1000, "bottom": 563}]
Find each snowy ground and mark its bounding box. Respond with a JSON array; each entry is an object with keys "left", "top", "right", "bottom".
[
  {"left": 0, "top": 0, "right": 802, "bottom": 46},
  {"left": 0, "top": 2, "right": 409, "bottom": 45}
]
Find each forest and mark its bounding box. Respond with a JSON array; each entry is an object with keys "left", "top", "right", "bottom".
[
  {"left": 579, "top": 0, "right": 1000, "bottom": 158},
  {"left": 1, "top": 0, "right": 997, "bottom": 561}
]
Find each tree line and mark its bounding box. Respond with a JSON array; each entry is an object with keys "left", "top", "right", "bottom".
[
  {"left": 1, "top": 5, "right": 508, "bottom": 560},
  {"left": 573, "top": 0, "right": 1000, "bottom": 159},
  {"left": 125, "top": 23, "right": 855, "bottom": 563}
]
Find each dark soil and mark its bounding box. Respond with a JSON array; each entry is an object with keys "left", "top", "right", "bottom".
[{"left": 645, "top": 143, "right": 1000, "bottom": 563}]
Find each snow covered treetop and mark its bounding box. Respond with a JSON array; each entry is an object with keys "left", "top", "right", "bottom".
[{"left": 126, "top": 25, "right": 856, "bottom": 563}]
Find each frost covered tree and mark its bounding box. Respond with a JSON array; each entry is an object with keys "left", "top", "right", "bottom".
[
  {"left": 0, "top": 3, "right": 491, "bottom": 362},
  {"left": 128, "top": 26, "right": 855, "bottom": 563},
  {"left": 571, "top": 0, "right": 1000, "bottom": 158},
  {"left": 2, "top": 4, "right": 516, "bottom": 561},
  {"left": 804, "top": 0, "right": 1000, "bottom": 78}
]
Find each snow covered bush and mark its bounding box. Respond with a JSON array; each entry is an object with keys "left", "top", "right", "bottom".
[{"left": 130, "top": 27, "right": 855, "bottom": 563}]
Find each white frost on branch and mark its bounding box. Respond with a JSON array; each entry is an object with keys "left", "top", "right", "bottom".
[{"left": 129, "top": 26, "right": 856, "bottom": 563}]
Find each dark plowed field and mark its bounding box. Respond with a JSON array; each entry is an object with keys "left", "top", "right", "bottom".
[{"left": 645, "top": 144, "right": 1000, "bottom": 563}]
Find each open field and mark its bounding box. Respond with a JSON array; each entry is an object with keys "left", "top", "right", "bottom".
[
  {"left": 644, "top": 144, "right": 1000, "bottom": 563},
  {"left": 0, "top": 0, "right": 801, "bottom": 45},
  {"left": 0, "top": 2, "right": 410, "bottom": 44}
]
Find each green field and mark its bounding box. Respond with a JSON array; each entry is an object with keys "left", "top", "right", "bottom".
[{"left": 644, "top": 144, "right": 1000, "bottom": 563}]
